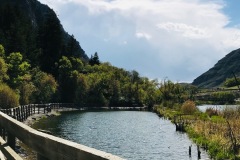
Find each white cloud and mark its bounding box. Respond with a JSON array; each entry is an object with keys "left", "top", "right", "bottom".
[
  {"left": 38, "top": 0, "right": 240, "bottom": 82},
  {"left": 157, "top": 22, "right": 209, "bottom": 39},
  {"left": 135, "top": 32, "right": 152, "bottom": 40}
]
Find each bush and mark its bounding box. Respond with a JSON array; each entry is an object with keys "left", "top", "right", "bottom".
[
  {"left": 181, "top": 100, "right": 197, "bottom": 114},
  {"left": 224, "top": 77, "right": 240, "bottom": 87},
  {"left": 205, "top": 108, "right": 218, "bottom": 117},
  {"left": 210, "top": 92, "right": 236, "bottom": 104},
  {"left": 0, "top": 84, "right": 19, "bottom": 109}
]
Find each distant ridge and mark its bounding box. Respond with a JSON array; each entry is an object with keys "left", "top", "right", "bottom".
[{"left": 192, "top": 48, "right": 240, "bottom": 88}]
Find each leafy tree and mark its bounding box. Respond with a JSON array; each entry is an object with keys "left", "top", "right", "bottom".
[
  {"left": 75, "top": 74, "right": 89, "bottom": 106},
  {"left": 70, "top": 57, "right": 83, "bottom": 71},
  {"left": 0, "top": 58, "right": 8, "bottom": 82},
  {"left": 6, "top": 52, "right": 30, "bottom": 89},
  {"left": 0, "top": 83, "right": 19, "bottom": 109},
  {"left": 0, "top": 45, "right": 8, "bottom": 82},
  {"left": 0, "top": 44, "right": 5, "bottom": 57},
  {"left": 57, "top": 56, "right": 79, "bottom": 102},
  {"left": 157, "top": 79, "right": 187, "bottom": 108},
  {"left": 58, "top": 56, "right": 72, "bottom": 76},
  {"left": 109, "top": 80, "right": 121, "bottom": 106},
  {"left": 30, "top": 68, "right": 58, "bottom": 103},
  {"left": 19, "top": 74, "right": 35, "bottom": 105},
  {"left": 141, "top": 78, "right": 158, "bottom": 108}
]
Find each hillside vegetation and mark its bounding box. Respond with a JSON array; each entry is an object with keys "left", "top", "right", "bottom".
[{"left": 0, "top": 0, "right": 163, "bottom": 108}]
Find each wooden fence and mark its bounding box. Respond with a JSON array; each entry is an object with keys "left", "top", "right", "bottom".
[
  {"left": 0, "top": 103, "right": 76, "bottom": 122},
  {"left": 0, "top": 103, "right": 124, "bottom": 160}
]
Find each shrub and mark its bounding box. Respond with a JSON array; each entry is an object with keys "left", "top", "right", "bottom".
[
  {"left": 224, "top": 77, "right": 240, "bottom": 87},
  {"left": 0, "top": 84, "right": 19, "bottom": 109},
  {"left": 205, "top": 107, "right": 218, "bottom": 117},
  {"left": 181, "top": 100, "right": 197, "bottom": 114}
]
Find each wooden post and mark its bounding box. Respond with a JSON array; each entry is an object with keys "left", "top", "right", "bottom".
[
  {"left": 189, "top": 145, "right": 191, "bottom": 157},
  {"left": 28, "top": 105, "right": 30, "bottom": 117},
  {"left": 17, "top": 108, "right": 20, "bottom": 121},
  {"left": 20, "top": 106, "right": 24, "bottom": 122},
  {"left": 197, "top": 145, "right": 201, "bottom": 159},
  {"left": 7, "top": 132, "right": 16, "bottom": 150},
  {"left": 31, "top": 104, "right": 33, "bottom": 115},
  {"left": 13, "top": 109, "right": 16, "bottom": 119},
  {"left": 44, "top": 105, "right": 46, "bottom": 114},
  {"left": 33, "top": 104, "right": 36, "bottom": 114},
  {"left": 38, "top": 105, "right": 40, "bottom": 114},
  {"left": 22, "top": 106, "right": 26, "bottom": 120},
  {"left": 2, "top": 128, "right": 6, "bottom": 140}
]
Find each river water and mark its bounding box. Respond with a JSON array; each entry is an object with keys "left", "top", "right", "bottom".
[
  {"left": 35, "top": 111, "right": 210, "bottom": 160},
  {"left": 198, "top": 104, "right": 239, "bottom": 112}
]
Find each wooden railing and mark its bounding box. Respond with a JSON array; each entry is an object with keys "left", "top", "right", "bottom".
[{"left": 0, "top": 104, "right": 124, "bottom": 160}]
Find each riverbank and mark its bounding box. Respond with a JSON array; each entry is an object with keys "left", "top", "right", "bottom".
[
  {"left": 154, "top": 104, "right": 240, "bottom": 160},
  {"left": 16, "top": 110, "right": 61, "bottom": 160}
]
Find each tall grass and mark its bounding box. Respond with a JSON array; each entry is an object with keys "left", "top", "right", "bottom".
[{"left": 188, "top": 106, "right": 240, "bottom": 159}]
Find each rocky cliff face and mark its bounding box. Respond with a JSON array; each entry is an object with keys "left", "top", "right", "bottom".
[{"left": 192, "top": 48, "right": 240, "bottom": 88}]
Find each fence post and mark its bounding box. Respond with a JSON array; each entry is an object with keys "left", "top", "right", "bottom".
[
  {"left": 38, "top": 105, "right": 40, "bottom": 114},
  {"left": 17, "top": 107, "right": 20, "bottom": 121},
  {"left": 30, "top": 104, "right": 33, "bottom": 115},
  {"left": 13, "top": 109, "right": 16, "bottom": 119},
  {"left": 21, "top": 106, "right": 23, "bottom": 121},
  {"left": 27, "top": 105, "right": 30, "bottom": 117},
  {"left": 7, "top": 132, "right": 16, "bottom": 150}
]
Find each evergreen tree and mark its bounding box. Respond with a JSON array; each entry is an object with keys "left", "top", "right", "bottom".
[{"left": 89, "top": 52, "right": 100, "bottom": 66}]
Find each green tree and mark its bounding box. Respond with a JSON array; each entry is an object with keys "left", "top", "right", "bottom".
[
  {"left": 75, "top": 74, "right": 89, "bottom": 106},
  {"left": 6, "top": 52, "right": 30, "bottom": 89},
  {"left": 0, "top": 83, "right": 19, "bottom": 109},
  {"left": 0, "top": 44, "right": 5, "bottom": 57},
  {"left": 141, "top": 78, "right": 158, "bottom": 108},
  {"left": 31, "top": 68, "right": 58, "bottom": 103},
  {"left": 19, "top": 74, "right": 35, "bottom": 105},
  {"left": 157, "top": 79, "right": 186, "bottom": 108},
  {"left": 57, "top": 56, "right": 79, "bottom": 102},
  {"left": 0, "top": 45, "right": 8, "bottom": 82},
  {"left": 70, "top": 57, "right": 83, "bottom": 71}
]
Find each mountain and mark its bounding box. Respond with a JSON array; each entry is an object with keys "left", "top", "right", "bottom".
[
  {"left": 0, "top": 0, "right": 88, "bottom": 75},
  {"left": 192, "top": 48, "right": 240, "bottom": 88}
]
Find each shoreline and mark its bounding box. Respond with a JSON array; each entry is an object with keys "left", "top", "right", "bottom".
[
  {"left": 17, "top": 110, "right": 61, "bottom": 160},
  {"left": 23, "top": 110, "right": 60, "bottom": 126}
]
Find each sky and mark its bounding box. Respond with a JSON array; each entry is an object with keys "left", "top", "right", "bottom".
[{"left": 38, "top": 0, "right": 240, "bottom": 83}]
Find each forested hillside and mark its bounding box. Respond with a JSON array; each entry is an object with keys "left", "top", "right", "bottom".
[
  {"left": 0, "top": 0, "right": 88, "bottom": 75},
  {"left": 192, "top": 48, "right": 240, "bottom": 88},
  {"left": 0, "top": 0, "right": 161, "bottom": 108}
]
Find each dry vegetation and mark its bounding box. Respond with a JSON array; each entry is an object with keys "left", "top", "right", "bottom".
[{"left": 187, "top": 107, "right": 240, "bottom": 159}]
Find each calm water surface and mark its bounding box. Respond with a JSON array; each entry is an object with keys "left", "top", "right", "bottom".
[
  {"left": 36, "top": 111, "right": 210, "bottom": 160},
  {"left": 197, "top": 104, "right": 240, "bottom": 113}
]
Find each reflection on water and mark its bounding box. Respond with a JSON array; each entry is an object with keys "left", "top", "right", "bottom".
[{"left": 34, "top": 111, "right": 210, "bottom": 160}]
